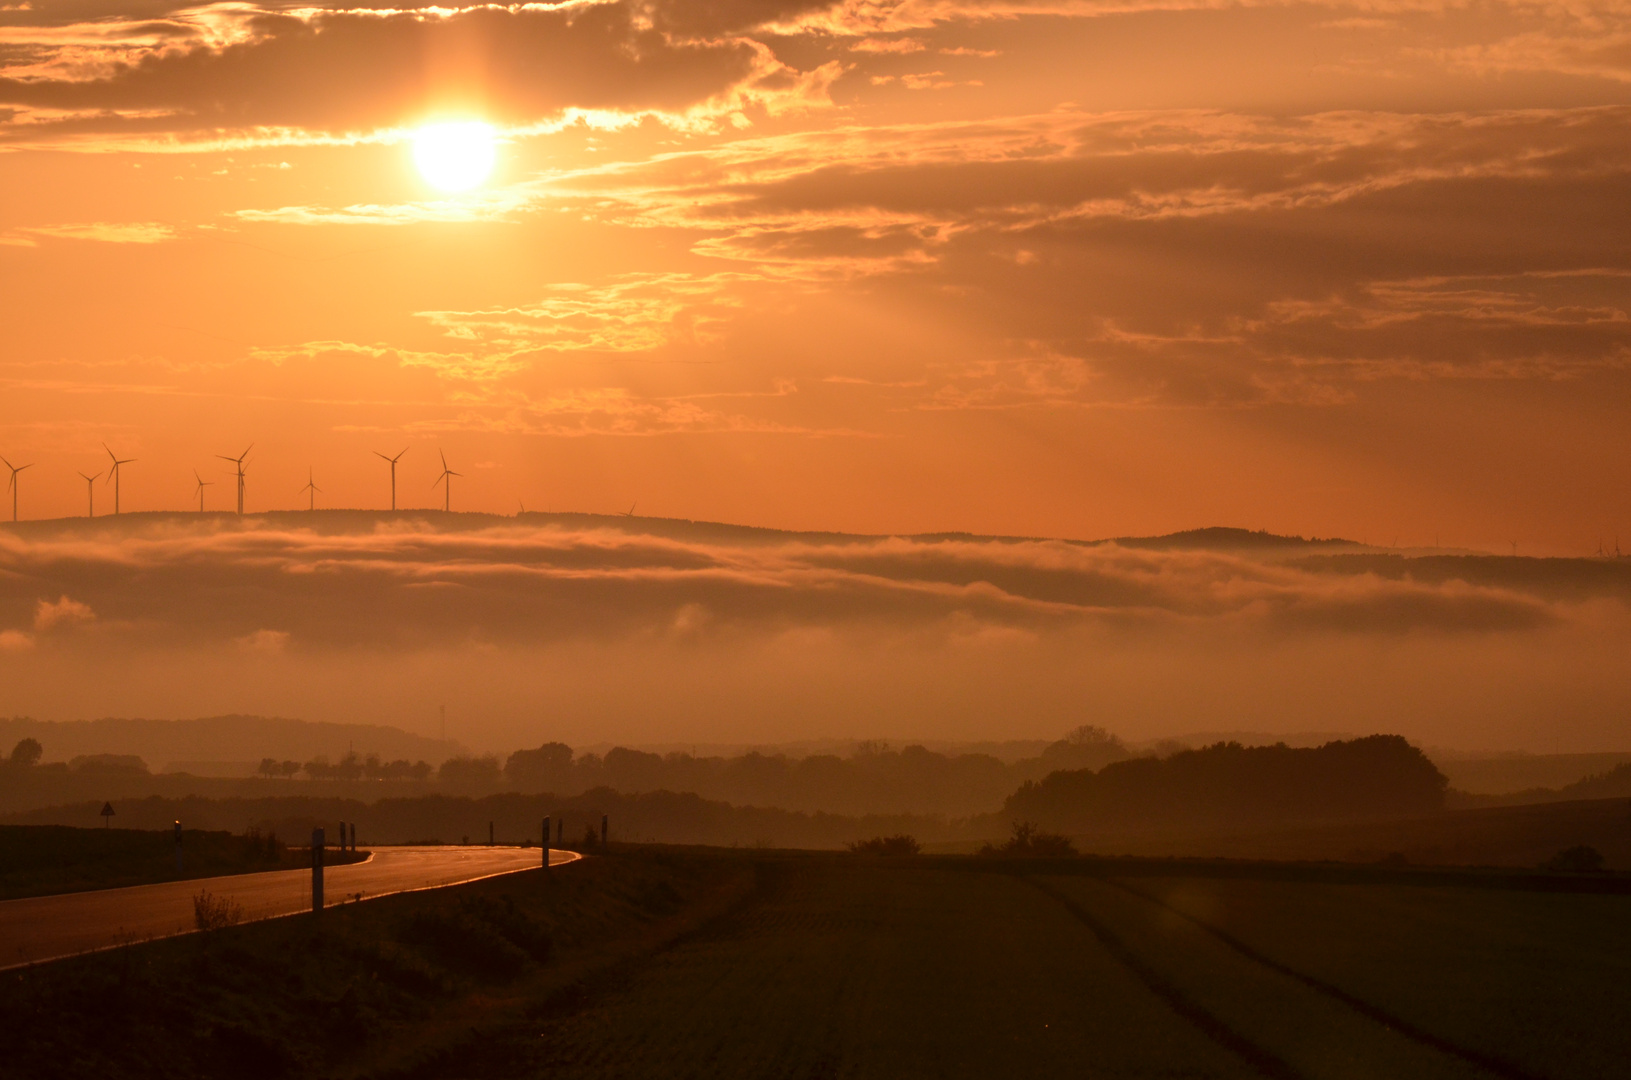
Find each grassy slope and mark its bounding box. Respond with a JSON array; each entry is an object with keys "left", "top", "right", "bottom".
[
  {"left": 0, "top": 824, "right": 366, "bottom": 901},
  {"left": 9, "top": 850, "right": 1629, "bottom": 1080},
  {"left": 6, "top": 851, "right": 754, "bottom": 1080}
]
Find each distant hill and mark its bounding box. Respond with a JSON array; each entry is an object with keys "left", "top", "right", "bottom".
[
  {"left": 0, "top": 715, "right": 461, "bottom": 772},
  {"left": 0, "top": 508, "right": 1357, "bottom": 554}
]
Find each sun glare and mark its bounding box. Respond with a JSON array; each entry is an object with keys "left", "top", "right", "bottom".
[{"left": 412, "top": 121, "right": 497, "bottom": 191}]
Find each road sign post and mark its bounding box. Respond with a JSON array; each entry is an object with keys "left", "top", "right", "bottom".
[
  {"left": 100, "top": 802, "right": 114, "bottom": 829},
  {"left": 312, "top": 827, "right": 325, "bottom": 914}
]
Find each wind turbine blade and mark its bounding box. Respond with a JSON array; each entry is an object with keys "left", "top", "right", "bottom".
[{"left": 440, "top": 450, "right": 448, "bottom": 470}]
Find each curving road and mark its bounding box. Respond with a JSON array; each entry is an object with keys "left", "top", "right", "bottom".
[{"left": 0, "top": 845, "right": 579, "bottom": 970}]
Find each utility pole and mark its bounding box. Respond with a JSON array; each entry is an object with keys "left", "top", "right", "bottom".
[{"left": 312, "top": 827, "right": 325, "bottom": 914}]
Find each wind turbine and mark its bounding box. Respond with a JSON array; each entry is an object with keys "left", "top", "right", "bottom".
[
  {"left": 1, "top": 456, "right": 30, "bottom": 522},
  {"left": 193, "top": 470, "right": 212, "bottom": 512},
  {"left": 300, "top": 467, "right": 320, "bottom": 511},
  {"left": 624, "top": 503, "right": 636, "bottom": 518},
  {"left": 432, "top": 451, "right": 461, "bottom": 512},
  {"left": 374, "top": 447, "right": 407, "bottom": 511},
  {"left": 215, "top": 445, "right": 251, "bottom": 515},
  {"left": 77, "top": 471, "right": 100, "bottom": 518},
  {"left": 103, "top": 444, "right": 135, "bottom": 515}
]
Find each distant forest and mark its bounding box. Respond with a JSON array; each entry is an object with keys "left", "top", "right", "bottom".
[
  {"left": 497, "top": 733, "right": 1128, "bottom": 816},
  {"left": 1005, "top": 736, "right": 1449, "bottom": 833},
  {"left": 0, "top": 728, "right": 1133, "bottom": 819}
]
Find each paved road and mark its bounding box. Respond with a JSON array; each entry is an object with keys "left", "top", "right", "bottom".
[{"left": 0, "top": 845, "right": 578, "bottom": 970}]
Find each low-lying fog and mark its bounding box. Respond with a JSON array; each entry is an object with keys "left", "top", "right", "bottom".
[{"left": 1, "top": 513, "right": 1628, "bottom": 754}]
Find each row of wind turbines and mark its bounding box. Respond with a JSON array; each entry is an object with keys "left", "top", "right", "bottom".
[{"left": 1, "top": 444, "right": 463, "bottom": 521}]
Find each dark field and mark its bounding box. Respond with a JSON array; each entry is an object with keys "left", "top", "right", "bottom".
[
  {"left": 0, "top": 824, "right": 365, "bottom": 900},
  {"left": 8, "top": 849, "right": 1629, "bottom": 1079}
]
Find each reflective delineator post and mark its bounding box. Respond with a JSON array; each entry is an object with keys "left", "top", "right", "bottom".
[
  {"left": 173, "top": 819, "right": 182, "bottom": 875},
  {"left": 601, "top": 814, "right": 608, "bottom": 848},
  {"left": 542, "top": 817, "right": 551, "bottom": 870},
  {"left": 312, "top": 826, "right": 325, "bottom": 914}
]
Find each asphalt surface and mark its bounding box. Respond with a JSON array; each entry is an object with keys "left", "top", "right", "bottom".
[{"left": 0, "top": 845, "right": 578, "bottom": 969}]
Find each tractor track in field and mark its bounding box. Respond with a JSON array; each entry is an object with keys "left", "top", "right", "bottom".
[
  {"left": 1023, "top": 875, "right": 1308, "bottom": 1080},
  {"left": 1099, "top": 877, "right": 1548, "bottom": 1080}
]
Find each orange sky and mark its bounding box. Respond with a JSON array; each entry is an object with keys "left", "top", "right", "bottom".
[
  {"left": 2, "top": 2, "right": 1630, "bottom": 753},
  {"left": 0, "top": 0, "right": 1627, "bottom": 552}
]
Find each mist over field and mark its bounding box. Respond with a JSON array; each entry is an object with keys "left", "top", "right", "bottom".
[{"left": 2, "top": 512, "right": 1627, "bottom": 754}]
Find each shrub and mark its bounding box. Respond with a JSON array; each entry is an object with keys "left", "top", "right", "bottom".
[
  {"left": 847, "top": 835, "right": 921, "bottom": 856},
  {"left": 980, "top": 822, "right": 1077, "bottom": 858},
  {"left": 193, "top": 890, "right": 244, "bottom": 931},
  {"left": 1543, "top": 845, "right": 1606, "bottom": 873}
]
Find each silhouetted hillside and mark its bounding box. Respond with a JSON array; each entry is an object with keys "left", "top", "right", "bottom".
[
  {"left": 0, "top": 726, "right": 1128, "bottom": 818},
  {"left": 1005, "top": 736, "right": 1447, "bottom": 832},
  {"left": 505, "top": 728, "right": 1130, "bottom": 816},
  {"left": 0, "top": 714, "right": 457, "bottom": 771}
]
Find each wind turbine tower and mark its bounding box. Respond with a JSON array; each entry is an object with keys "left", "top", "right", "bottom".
[
  {"left": 193, "top": 470, "right": 212, "bottom": 512},
  {"left": 1, "top": 456, "right": 31, "bottom": 522},
  {"left": 432, "top": 450, "right": 462, "bottom": 512},
  {"left": 300, "top": 467, "right": 320, "bottom": 511},
  {"left": 103, "top": 444, "right": 135, "bottom": 515},
  {"left": 374, "top": 447, "right": 408, "bottom": 511},
  {"left": 216, "top": 446, "right": 251, "bottom": 515},
  {"left": 77, "top": 471, "right": 100, "bottom": 518}
]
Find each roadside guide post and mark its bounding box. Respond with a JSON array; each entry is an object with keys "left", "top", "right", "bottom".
[
  {"left": 100, "top": 802, "right": 114, "bottom": 830},
  {"left": 542, "top": 817, "right": 550, "bottom": 870},
  {"left": 312, "top": 827, "right": 325, "bottom": 914},
  {"left": 173, "top": 819, "right": 182, "bottom": 874}
]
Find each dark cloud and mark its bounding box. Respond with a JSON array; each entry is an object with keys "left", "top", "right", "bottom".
[{"left": 0, "top": 3, "right": 774, "bottom": 137}]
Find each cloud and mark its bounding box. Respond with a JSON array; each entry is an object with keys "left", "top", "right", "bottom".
[
  {"left": 0, "top": 2, "right": 841, "bottom": 146},
  {"left": 236, "top": 627, "right": 289, "bottom": 653},
  {"left": 14, "top": 222, "right": 174, "bottom": 243},
  {"left": 33, "top": 595, "right": 93, "bottom": 631}
]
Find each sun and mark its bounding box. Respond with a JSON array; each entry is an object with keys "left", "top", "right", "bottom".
[{"left": 412, "top": 121, "right": 497, "bottom": 192}]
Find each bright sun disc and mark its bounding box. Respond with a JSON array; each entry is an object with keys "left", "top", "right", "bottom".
[{"left": 413, "top": 121, "right": 496, "bottom": 192}]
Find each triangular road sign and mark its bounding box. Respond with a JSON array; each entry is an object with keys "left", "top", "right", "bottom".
[{"left": 99, "top": 802, "right": 114, "bottom": 817}]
